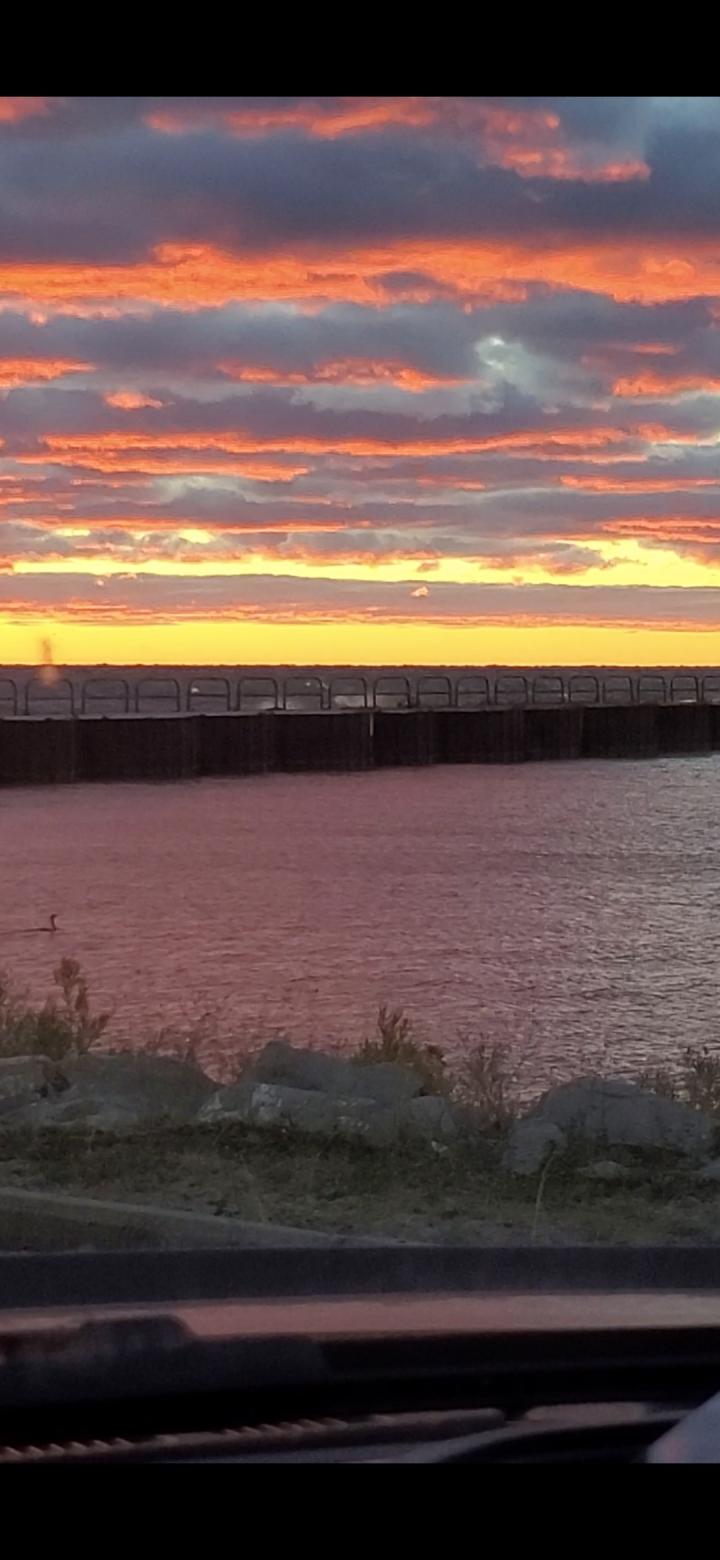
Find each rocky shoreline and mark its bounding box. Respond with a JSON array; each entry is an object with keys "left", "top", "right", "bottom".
[{"left": 2, "top": 1041, "right": 720, "bottom": 1245}]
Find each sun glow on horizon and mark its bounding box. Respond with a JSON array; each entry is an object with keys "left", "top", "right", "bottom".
[{"left": 5, "top": 615, "right": 720, "bottom": 670}]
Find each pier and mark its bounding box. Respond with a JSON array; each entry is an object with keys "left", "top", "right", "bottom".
[{"left": 0, "top": 701, "right": 717, "bottom": 786}]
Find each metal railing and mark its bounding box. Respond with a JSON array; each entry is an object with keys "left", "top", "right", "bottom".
[
  {"left": 237, "top": 676, "right": 279, "bottom": 712},
  {"left": 23, "top": 677, "right": 76, "bottom": 716},
  {"left": 0, "top": 679, "right": 19, "bottom": 716},
  {"left": 2, "top": 672, "right": 720, "bottom": 716},
  {"left": 186, "top": 676, "right": 231, "bottom": 712},
  {"left": 282, "top": 675, "right": 324, "bottom": 711},
  {"left": 134, "top": 677, "right": 182, "bottom": 714},
  {"left": 81, "top": 677, "right": 131, "bottom": 715}
]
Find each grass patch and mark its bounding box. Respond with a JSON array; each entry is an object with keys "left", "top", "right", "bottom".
[
  {"left": 1, "top": 1120, "right": 719, "bottom": 1246},
  {"left": 1, "top": 975, "right": 720, "bottom": 1247}
]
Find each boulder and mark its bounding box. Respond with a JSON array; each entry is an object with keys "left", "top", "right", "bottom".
[
  {"left": 199, "top": 1080, "right": 397, "bottom": 1146},
  {"left": 529, "top": 1077, "right": 715, "bottom": 1157},
  {"left": 32, "top": 1098, "right": 148, "bottom": 1132},
  {"left": 697, "top": 1160, "right": 720, "bottom": 1183},
  {"left": 0, "top": 1055, "right": 68, "bottom": 1119},
  {"left": 503, "top": 1120, "right": 566, "bottom": 1174},
  {"left": 199, "top": 1078, "right": 463, "bottom": 1150},
  {"left": 244, "top": 1040, "right": 424, "bottom": 1105},
  {"left": 42, "top": 1052, "right": 216, "bottom": 1129}
]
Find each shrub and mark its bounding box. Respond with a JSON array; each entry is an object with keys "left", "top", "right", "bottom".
[
  {"left": 0, "top": 959, "right": 111, "bottom": 1063},
  {"left": 636, "top": 1046, "right": 720, "bottom": 1117},
  {"left": 681, "top": 1045, "right": 720, "bottom": 1115},
  {"left": 355, "top": 1005, "right": 447, "bottom": 1094},
  {"left": 140, "top": 1008, "right": 221, "bottom": 1072},
  {"left": 635, "top": 1064, "right": 678, "bottom": 1099},
  {"left": 452, "top": 1039, "right": 520, "bottom": 1130}
]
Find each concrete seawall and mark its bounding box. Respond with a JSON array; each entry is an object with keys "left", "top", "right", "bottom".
[{"left": 0, "top": 703, "right": 717, "bottom": 786}]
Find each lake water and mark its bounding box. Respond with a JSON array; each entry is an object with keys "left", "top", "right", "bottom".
[{"left": 1, "top": 757, "right": 719, "bottom": 1089}]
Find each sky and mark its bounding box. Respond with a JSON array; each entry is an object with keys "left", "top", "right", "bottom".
[{"left": 2, "top": 95, "right": 720, "bottom": 666}]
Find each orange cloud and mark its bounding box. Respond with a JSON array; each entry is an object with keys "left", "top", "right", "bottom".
[
  {"left": 561, "top": 475, "right": 720, "bottom": 492},
  {"left": 23, "top": 443, "right": 311, "bottom": 479},
  {"left": 144, "top": 99, "right": 648, "bottom": 185},
  {"left": 613, "top": 371, "right": 720, "bottom": 397},
  {"left": 104, "top": 390, "right": 164, "bottom": 409},
  {"left": 493, "top": 146, "right": 648, "bottom": 182},
  {"left": 146, "top": 99, "right": 564, "bottom": 148},
  {"left": 4, "top": 237, "right": 720, "bottom": 315},
  {"left": 0, "top": 97, "right": 52, "bottom": 124},
  {"left": 147, "top": 98, "right": 437, "bottom": 139},
  {"left": 218, "top": 359, "right": 466, "bottom": 390},
  {"left": 0, "top": 357, "right": 92, "bottom": 387},
  {"left": 471, "top": 104, "right": 560, "bottom": 135},
  {"left": 32, "top": 426, "right": 634, "bottom": 465},
  {"left": 632, "top": 422, "right": 711, "bottom": 445},
  {"left": 604, "top": 516, "right": 720, "bottom": 542},
  {"left": 462, "top": 102, "right": 648, "bottom": 183}
]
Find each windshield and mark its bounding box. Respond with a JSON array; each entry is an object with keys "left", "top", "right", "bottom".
[{"left": 1, "top": 95, "right": 720, "bottom": 1272}]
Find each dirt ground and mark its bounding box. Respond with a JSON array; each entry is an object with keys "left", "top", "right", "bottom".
[{"left": 2, "top": 1121, "right": 720, "bottom": 1245}]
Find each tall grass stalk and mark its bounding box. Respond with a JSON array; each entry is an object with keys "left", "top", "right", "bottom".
[{"left": 0, "top": 959, "right": 111, "bottom": 1063}]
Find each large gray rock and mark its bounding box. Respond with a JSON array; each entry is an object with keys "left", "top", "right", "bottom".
[
  {"left": 25, "top": 1097, "right": 150, "bottom": 1132},
  {"left": 199, "top": 1080, "right": 397, "bottom": 1146},
  {"left": 15, "top": 1053, "right": 218, "bottom": 1130},
  {"left": 0, "top": 1055, "right": 68, "bottom": 1119},
  {"left": 199, "top": 1078, "right": 460, "bottom": 1150},
  {"left": 529, "top": 1077, "right": 715, "bottom": 1157},
  {"left": 244, "top": 1040, "right": 424, "bottom": 1105},
  {"left": 503, "top": 1120, "right": 566, "bottom": 1174}
]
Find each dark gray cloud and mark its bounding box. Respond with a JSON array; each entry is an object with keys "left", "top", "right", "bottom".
[
  {"left": 0, "top": 302, "right": 483, "bottom": 380},
  {"left": 0, "top": 97, "right": 719, "bottom": 266}
]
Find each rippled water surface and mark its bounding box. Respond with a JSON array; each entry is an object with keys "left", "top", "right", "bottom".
[{"left": 1, "top": 758, "right": 719, "bottom": 1087}]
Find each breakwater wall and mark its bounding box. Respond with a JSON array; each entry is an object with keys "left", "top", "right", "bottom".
[{"left": 0, "top": 704, "right": 719, "bottom": 786}]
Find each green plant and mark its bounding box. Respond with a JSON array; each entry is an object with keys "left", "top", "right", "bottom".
[
  {"left": 452, "top": 1040, "right": 520, "bottom": 1129},
  {"left": 0, "top": 959, "right": 111, "bottom": 1062},
  {"left": 355, "top": 1005, "right": 447, "bottom": 1094}
]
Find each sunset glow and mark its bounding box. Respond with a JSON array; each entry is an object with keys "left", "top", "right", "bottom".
[{"left": 2, "top": 95, "right": 720, "bottom": 664}]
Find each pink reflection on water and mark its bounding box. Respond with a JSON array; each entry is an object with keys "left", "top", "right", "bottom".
[{"left": 0, "top": 758, "right": 718, "bottom": 1088}]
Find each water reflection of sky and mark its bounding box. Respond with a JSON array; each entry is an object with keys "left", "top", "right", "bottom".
[{"left": 1, "top": 756, "right": 718, "bottom": 1090}]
